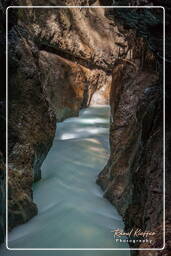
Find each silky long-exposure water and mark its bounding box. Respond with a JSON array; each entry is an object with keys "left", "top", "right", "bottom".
[{"left": 2, "top": 105, "right": 130, "bottom": 256}]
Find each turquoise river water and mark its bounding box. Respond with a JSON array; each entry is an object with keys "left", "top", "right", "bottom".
[{"left": 1, "top": 105, "right": 130, "bottom": 256}]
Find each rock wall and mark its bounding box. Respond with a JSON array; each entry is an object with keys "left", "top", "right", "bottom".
[
  {"left": 0, "top": 0, "right": 11, "bottom": 244},
  {"left": 97, "top": 3, "right": 170, "bottom": 255},
  {"left": 6, "top": 0, "right": 115, "bottom": 232},
  {"left": 0, "top": 1, "right": 169, "bottom": 254},
  {"left": 0, "top": 155, "right": 5, "bottom": 245},
  {"left": 7, "top": 0, "right": 149, "bottom": 233},
  {"left": 97, "top": 56, "right": 162, "bottom": 248}
]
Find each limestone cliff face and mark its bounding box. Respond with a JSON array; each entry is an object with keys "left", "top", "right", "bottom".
[
  {"left": 0, "top": 1, "right": 169, "bottom": 254},
  {"left": 16, "top": 1, "right": 126, "bottom": 71},
  {"left": 97, "top": 4, "right": 170, "bottom": 255},
  {"left": 6, "top": 1, "right": 114, "bottom": 231},
  {"left": 38, "top": 51, "right": 111, "bottom": 119},
  {"left": 97, "top": 56, "right": 162, "bottom": 248}
]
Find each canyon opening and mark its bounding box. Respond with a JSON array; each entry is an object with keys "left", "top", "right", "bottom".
[{"left": 3, "top": 2, "right": 164, "bottom": 255}]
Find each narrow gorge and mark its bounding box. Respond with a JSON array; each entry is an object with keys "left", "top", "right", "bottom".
[{"left": 0, "top": 0, "right": 170, "bottom": 255}]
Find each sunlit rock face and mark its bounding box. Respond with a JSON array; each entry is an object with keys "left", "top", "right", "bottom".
[
  {"left": 6, "top": 1, "right": 116, "bottom": 231},
  {"left": 38, "top": 51, "right": 111, "bottom": 120},
  {"left": 0, "top": 1, "right": 169, "bottom": 253},
  {"left": 16, "top": 1, "right": 128, "bottom": 70}
]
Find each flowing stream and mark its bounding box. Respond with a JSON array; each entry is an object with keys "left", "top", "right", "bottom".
[{"left": 2, "top": 105, "right": 130, "bottom": 255}]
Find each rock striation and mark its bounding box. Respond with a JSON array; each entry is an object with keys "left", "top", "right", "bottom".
[
  {"left": 97, "top": 2, "right": 171, "bottom": 255},
  {"left": 6, "top": 0, "right": 115, "bottom": 231},
  {"left": 0, "top": 1, "right": 170, "bottom": 255}
]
